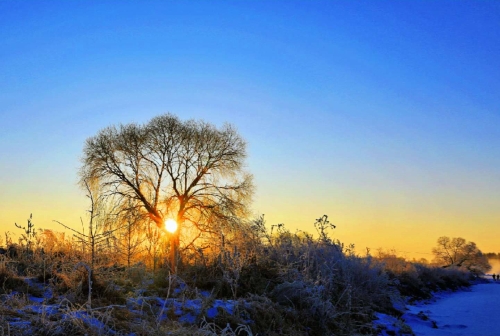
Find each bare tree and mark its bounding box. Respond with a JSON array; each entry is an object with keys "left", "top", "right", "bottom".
[
  {"left": 116, "top": 200, "right": 145, "bottom": 267},
  {"left": 144, "top": 221, "right": 165, "bottom": 272},
  {"left": 55, "top": 179, "right": 121, "bottom": 269},
  {"left": 80, "top": 113, "right": 253, "bottom": 271},
  {"left": 432, "top": 236, "right": 491, "bottom": 274}
]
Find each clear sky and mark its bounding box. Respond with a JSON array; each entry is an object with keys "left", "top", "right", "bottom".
[{"left": 1, "top": 1, "right": 499, "bottom": 259}]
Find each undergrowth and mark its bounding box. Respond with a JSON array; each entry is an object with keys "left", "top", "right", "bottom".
[{"left": 0, "top": 216, "right": 478, "bottom": 335}]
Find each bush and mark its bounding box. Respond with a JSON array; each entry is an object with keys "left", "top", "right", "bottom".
[
  {"left": 379, "top": 254, "right": 472, "bottom": 302},
  {"left": 0, "top": 267, "right": 26, "bottom": 294}
]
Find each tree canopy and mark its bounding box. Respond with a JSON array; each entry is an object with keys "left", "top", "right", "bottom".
[
  {"left": 80, "top": 113, "right": 253, "bottom": 257},
  {"left": 432, "top": 236, "right": 490, "bottom": 274}
]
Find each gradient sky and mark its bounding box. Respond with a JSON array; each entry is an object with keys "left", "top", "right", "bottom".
[{"left": 1, "top": 1, "right": 499, "bottom": 259}]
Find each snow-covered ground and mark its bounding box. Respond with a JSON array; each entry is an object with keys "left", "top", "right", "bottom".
[
  {"left": 1, "top": 276, "right": 246, "bottom": 335},
  {"left": 7, "top": 273, "right": 500, "bottom": 335},
  {"left": 403, "top": 280, "right": 500, "bottom": 336}
]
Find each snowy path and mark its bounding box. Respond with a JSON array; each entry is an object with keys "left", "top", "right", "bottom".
[{"left": 404, "top": 282, "right": 500, "bottom": 336}]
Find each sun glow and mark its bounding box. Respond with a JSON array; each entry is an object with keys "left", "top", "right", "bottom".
[{"left": 165, "top": 218, "right": 178, "bottom": 233}]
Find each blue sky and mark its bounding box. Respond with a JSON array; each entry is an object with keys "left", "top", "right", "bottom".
[{"left": 1, "top": 1, "right": 499, "bottom": 257}]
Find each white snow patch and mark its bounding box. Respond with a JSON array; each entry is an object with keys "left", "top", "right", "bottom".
[
  {"left": 404, "top": 282, "right": 500, "bottom": 336},
  {"left": 373, "top": 312, "right": 405, "bottom": 336}
]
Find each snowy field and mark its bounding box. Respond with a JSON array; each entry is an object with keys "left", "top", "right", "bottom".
[{"left": 403, "top": 279, "right": 500, "bottom": 336}]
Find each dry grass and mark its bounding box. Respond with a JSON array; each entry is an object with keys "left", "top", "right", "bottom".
[{"left": 0, "top": 216, "right": 479, "bottom": 336}]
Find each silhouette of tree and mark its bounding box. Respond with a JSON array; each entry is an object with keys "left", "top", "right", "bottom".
[
  {"left": 432, "top": 236, "right": 490, "bottom": 274},
  {"left": 80, "top": 113, "right": 253, "bottom": 271}
]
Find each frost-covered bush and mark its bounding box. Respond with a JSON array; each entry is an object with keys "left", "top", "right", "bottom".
[
  {"left": 210, "top": 218, "right": 397, "bottom": 335},
  {"left": 377, "top": 251, "right": 472, "bottom": 301}
]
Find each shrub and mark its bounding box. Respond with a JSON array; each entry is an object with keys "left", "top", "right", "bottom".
[
  {"left": 0, "top": 267, "right": 26, "bottom": 294},
  {"left": 378, "top": 252, "right": 472, "bottom": 302}
]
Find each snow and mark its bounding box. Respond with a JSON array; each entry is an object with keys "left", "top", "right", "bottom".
[
  {"left": 206, "top": 306, "right": 218, "bottom": 319},
  {"left": 26, "top": 304, "right": 59, "bottom": 314},
  {"left": 126, "top": 295, "right": 239, "bottom": 325},
  {"left": 63, "top": 310, "right": 116, "bottom": 334},
  {"left": 403, "top": 282, "right": 500, "bottom": 336},
  {"left": 373, "top": 312, "right": 404, "bottom": 336}
]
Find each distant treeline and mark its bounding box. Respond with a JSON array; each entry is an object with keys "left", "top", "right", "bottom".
[{"left": 486, "top": 253, "right": 500, "bottom": 259}]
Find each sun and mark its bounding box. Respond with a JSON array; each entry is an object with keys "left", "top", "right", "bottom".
[{"left": 165, "top": 218, "right": 178, "bottom": 233}]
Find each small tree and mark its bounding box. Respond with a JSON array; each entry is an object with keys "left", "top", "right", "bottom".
[
  {"left": 15, "top": 213, "right": 36, "bottom": 256},
  {"left": 144, "top": 221, "right": 165, "bottom": 272},
  {"left": 116, "top": 201, "right": 145, "bottom": 267},
  {"left": 55, "top": 179, "right": 121, "bottom": 270},
  {"left": 432, "top": 236, "right": 491, "bottom": 274}
]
